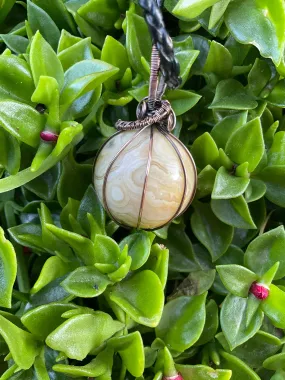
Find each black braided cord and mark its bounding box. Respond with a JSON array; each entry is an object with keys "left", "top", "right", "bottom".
[{"left": 138, "top": 0, "right": 181, "bottom": 89}]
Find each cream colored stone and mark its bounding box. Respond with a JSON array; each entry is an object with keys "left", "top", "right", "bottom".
[{"left": 94, "top": 127, "right": 196, "bottom": 229}]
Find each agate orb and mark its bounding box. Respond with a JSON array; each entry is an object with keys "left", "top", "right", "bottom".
[{"left": 93, "top": 127, "right": 197, "bottom": 230}]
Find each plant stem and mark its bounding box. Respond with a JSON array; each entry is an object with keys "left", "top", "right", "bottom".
[
  {"left": 119, "top": 364, "right": 127, "bottom": 380},
  {"left": 4, "top": 202, "right": 30, "bottom": 292}
]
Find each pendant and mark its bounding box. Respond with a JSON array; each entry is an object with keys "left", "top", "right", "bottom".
[{"left": 93, "top": 47, "right": 197, "bottom": 230}]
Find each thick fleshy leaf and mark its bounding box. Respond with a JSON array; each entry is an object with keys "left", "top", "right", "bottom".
[
  {"left": 31, "top": 256, "right": 76, "bottom": 294},
  {"left": 216, "top": 265, "right": 257, "bottom": 297},
  {"left": 30, "top": 31, "right": 64, "bottom": 88},
  {"left": 57, "top": 152, "right": 92, "bottom": 207},
  {"left": 267, "top": 131, "right": 285, "bottom": 166},
  {"left": 195, "top": 299, "right": 219, "bottom": 346},
  {"left": 143, "top": 244, "right": 169, "bottom": 289},
  {"left": 217, "top": 331, "right": 281, "bottom": 368},
  {"left": 173, "top": 35, "right": 194, "bottom": 51},
  {"left": 191, "top": 201, "right": 234, "bottom": 261},
  {"left": 21, "top": 303, "right": 78, "bottom": 340},
  {"left": 169, "top": 270, "right": 215, "bottom": 298},
  {"left": 8, "top": 223, "right": 44, "bottom": 251},
  {"left": 109, "top": 270, "right": 164, "bottom": 327},
  {"left": 93, "top": 235, "right": 120, "bottom": 264},
  {"left": 61, "top": 266, "right": 112, "bottom": 297},
  {"left": 204, "top": 40, "right": 233, "bottom": 78},
  {"left": 191, "top": 34, "right": 211, "bottom": 74},
  {"left": 27, "top": 0, "right": 60, "bottom": 50},
  {"left": 221, "top": 294, "right": 264, "bottom": 350},
  {"left": 211, "top": 112, "right": 248, "bottom": 149},
  {"left": 266, "top": 79, "right": 285, "bottom": 107},
  {"left": 77, "top": 184, "right": 105, "bottom": 237},
  {"left": 108, "top": 332, "right": 144, "bottom": 377},
  {"left": 213, "top": 246, "right": 243, "bottom": 293},
  {"left": 0, "top": 34, "right": 29, "bottom": 54},
  {"left": 0, "top": 227, "right": 17, "bottom": 308},
  {"left": 77, "top": 0, "right": 120, "bottom": 30},
  {"left": 248, "top": 58, "right": 272, "bottom": 97},
  {"left": 196, "top": 165, "right": 217, "bottom": 199},
  {"left": 101, "top": 35, "right": 129, "bottom": 90},
  {"left": 57, "top": 30, "right": 89, "bottom": 52},
  {"left": 46, "top": 312, "right": 124, "bottom": 360},
  {"left": 65, "top": 85, "right": 102, "bottom": 120},
  {"left": 46, "top": 224, "right": 96, "bottom": 265},
  {"left": 52, "top": 348, "right": 111, "bottom": 378},
  {"left": 176, "top": 49, "right": 199, "bottom": 86},
  {"left": 156, "top": 293, "right": 207, "bottom": 352},
  {"left": 209, "top": 0, "right": 231, "bottom": 29},
  {"left": 262, "top": 284, "right": 285, "bottom": 328},
  {"left": 191, "top": 132, "right": 219, "bottom": 169},
  {"left": 38, "top": 203, "right": 74, "bottom": 260},
  {"left": 27, "top": 276, "right": 71, "bottom": 309},
  {"left": 209, "top": 79, "right": 257, "bottom": 110},
  {"left": 32, "top": 0, "right": 76, "bottom": 33},
  {"left": 0, "top": 128, "right": 20, "bottom": 175},
  {"left": 0, "top": 55, "right": 34, "bottom": 104},
  {"left": 245, "top": 179, "right": 267, "bottom": 203},
  {"left": 0, "top": 315, "right": 40, "bottom": 369},
  {"left": 219, "top": 350, "right": 261, "bottom": 380},
  {"left": 212, "top": 167, "right": 250, "bottom": 199},
  {"left": 72, "top": 12, "right": 105, "bottom": 48},
  {"left": 211, "top": 197, "right": 256, "bottom": 229},
  {"left": 225, "top": 118, "right": 264, "bottom": 172},
  {"left": 125, "top": 11, "right": 151, "bottom": 77},
  {"left": 25, "top": 166, "right": 61, "bottom": 202},
  {"left": 263, "top": 352, "right": 285, "bottom": 371},
  {"left": 244, "top": 226, "right": 285, "bottom": 279},
  {"left": 176, "top": 364, "right": 231, "bottom": 380},
  {"left": 119, "top": 231, "right": 153, "bottom": 270},
  {"left": 232, "top": 199, "right": 266, "bottom": 249},
  {"left": 166, "top": 89, "right": 201, "bottom": 116},
  {"left": 197, "top": 6, "right": 225, "bottom": 36},
  {"left": 264, "top": 120, "right": 279, "bottom": 149},
  {"left": 0, "top": 100, "right": 45, "bottom": 147},
  {"left": 171, "top": 0, "right": 221, "bottom": 19},
  {"left": 108, "top": 255, "right": 132, "bottom": 283},
  {"left": 60, "top": 60, "right": 118, "bottom": 111},
  {"left": 156, "top": 223, "right": 199, "bottom": 273},
  {"left": 0, "top": 0, "right": 16, "bottom": 24},
  {"left": 58, "top": 37, "right": 93, "bottom": 71},
  {"left": 258, "top": 166, "right": 285, "bottom": 207},
  {"left": 225, "top": 0, "right": 285, "bottom": 65}
]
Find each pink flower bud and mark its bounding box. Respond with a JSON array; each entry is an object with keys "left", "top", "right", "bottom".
[
  {"left": 250, "top": 282, "right": 269, "bottom": 300},
  {"left": 163, "top": 374, "right": 183, "bottom": 380},
  {"left": 40, "top": 131, "right": 58, "bottom": 142}
]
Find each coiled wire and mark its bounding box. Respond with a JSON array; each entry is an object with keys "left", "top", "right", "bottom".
[{"left": 138, "top": 0, "right": 181, "bottom": 89}]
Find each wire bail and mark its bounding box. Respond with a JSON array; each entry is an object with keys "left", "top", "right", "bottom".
[
  {"left": 115, "top": 45, "right": 176, "bottom": 132},
  {"left": 115, "top": 1, "right": 179, "bottom": 132}
]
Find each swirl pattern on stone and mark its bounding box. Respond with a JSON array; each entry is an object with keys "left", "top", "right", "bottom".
[{"left": 93, "top": 126, "right": 197, "bottom": 230}]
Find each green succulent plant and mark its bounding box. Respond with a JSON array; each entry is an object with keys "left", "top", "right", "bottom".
[{"left": 0, "top": 0, "right": 285, "bottom": 379}]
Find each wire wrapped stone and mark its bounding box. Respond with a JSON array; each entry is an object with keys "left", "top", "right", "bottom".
[
  {"left": 93, "top": 30, "right": 196, "bottom": 229},
  {"left": 93, "top": 122, "right": 197, "bottom": 230}
]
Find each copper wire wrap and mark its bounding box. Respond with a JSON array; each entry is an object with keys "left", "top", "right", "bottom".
[
  {"left": 115, "top": 45, "right": 173, "bottom": 132},
  {"left": 115, "top": 100, "right": 173, "bottom": 131},
  {"left": 94, "top": 44, "right": 197, "bottom": 230}
]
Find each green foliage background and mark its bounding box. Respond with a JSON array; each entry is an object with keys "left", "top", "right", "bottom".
[{"left": 0, "top": 0, "right": 285, "bottom": 379}]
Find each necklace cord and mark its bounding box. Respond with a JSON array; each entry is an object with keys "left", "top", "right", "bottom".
[{"left": 138, "top": 0, "right": 181, "bottom": 90}]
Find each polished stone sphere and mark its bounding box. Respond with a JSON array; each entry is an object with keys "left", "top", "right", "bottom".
[{"left": 93, "top": 127, "right": 197, "bottom": 230}]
